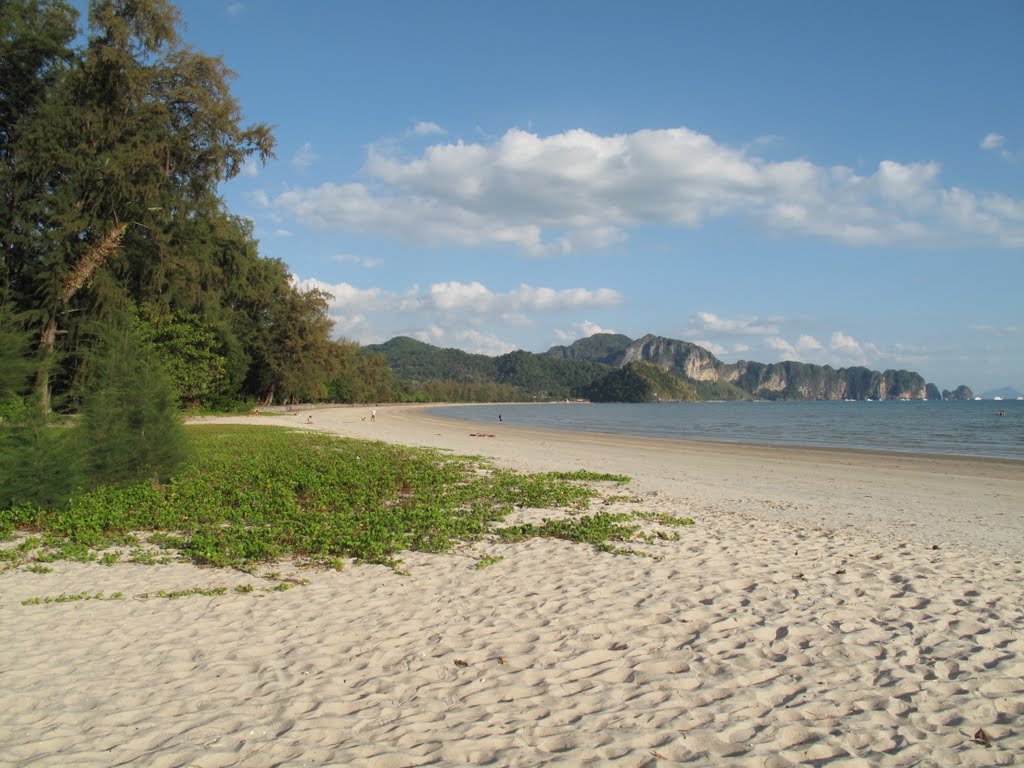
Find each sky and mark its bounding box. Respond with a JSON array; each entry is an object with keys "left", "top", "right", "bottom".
[{"left": 76, "top": 0, "right": 1024, "bottom": 393}]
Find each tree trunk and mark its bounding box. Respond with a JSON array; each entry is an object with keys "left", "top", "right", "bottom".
[
  {"left": 36, "top": 318, "right": 58, "bottom": 413},
  {"left": 35, "top": 222, "right": 129, "bottom": 410}
]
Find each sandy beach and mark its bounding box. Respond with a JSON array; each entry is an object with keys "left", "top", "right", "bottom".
[{"left": 2, "top": 404, "right": 1022, "bottom": 766}]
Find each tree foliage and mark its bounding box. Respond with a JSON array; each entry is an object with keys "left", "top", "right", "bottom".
[
  {"left": 584, "top": 361, "right": 698, "bottom": 403},
  {"left": 77, "top": 314, "right": 188, "bottom": 486},
  {"left": 0, "top": 0, "right": 387, "bottom": 411}
]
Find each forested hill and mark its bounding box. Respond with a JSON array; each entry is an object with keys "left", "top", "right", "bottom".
[
  {"left": 370, "top": 334, "right": 963, "bottom": 402},
  {"left": 364, "top": 337, "right": 500, "bottom": 383},
  {"left": 544, "top": 333, "right": 635, "bottom": 365},
  {"left": 364, "top": 337, "right": 613, "bottom": 401}
]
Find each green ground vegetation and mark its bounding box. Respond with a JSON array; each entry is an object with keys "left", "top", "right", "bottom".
[{"left": 1, "top": 425, "right": 664, "bottom": 572}]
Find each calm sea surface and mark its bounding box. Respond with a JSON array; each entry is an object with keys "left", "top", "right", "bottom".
[{"left": 430, "top": 400, "right": 1024, "bottom": 461}]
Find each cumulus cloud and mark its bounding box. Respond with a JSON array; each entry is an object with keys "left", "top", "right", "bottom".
[
  {"left": 454, "top": 329, "right": 518, "bottom": 356},
  {"left": 827, "top": 331, "right": 885, "bottom": 366},
  {"left": 693, "top": 339, "right": 728, "bottom": 356},
  {"left": 272, "top": 126, "right": 1024, "bottom": 253},
  {"left": 239, "top": 159, "right": 260, "bottom": 178},
  {"left": 412, "top": 121, "right": 445, "bottom": 136},
  {"left": 688, "top": 311, "right": 779, "bottom": 336},
  {"left": 292, "top": 142, "right": 319, "bottom": 170},
  {"left": 293, "top": 278, "right": 384, "bottom": 313},
  {"left": 430, "top": 281, "right": 493, "bottom": 311},
  {"left": 427, "top": 281, "right": 622, "bottom": 313},
  {"left": 762, "top": 334, "right": 824, "bottom": 362},
  {"left": 829, "top": 330, "right": 863, "bottom": 356},
  {"left": 290, "top": 276, "right": 621, "bottom": 349},
  {"left": 413, "top": 325, "right": 446, "bottom": 344},
  {"left": 981, "top": 133, "right": 1006, "bottom": 150},
  {"left": 979, "top": 133, "right": 1018, "bottom": 163},
  {"left": 766, "top": 336, "right": 800, "bottom": 361},
  {"left": 796, "top": 334, "right": 824, "bottom": 353},
  {"left": 553, "top": 320, "right": 617, "bottom": 342}
]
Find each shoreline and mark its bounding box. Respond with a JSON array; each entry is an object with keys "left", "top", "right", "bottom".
[
  {"left": 250, "top": 400, "right": 1024, "bottom": 468},
  {"left": 3, "top": 404, "right": 1022, "bottom": 766},
  {"left": 208, "top": 403, "right": 1023, "bottom": 561},
  {"left": 424, "top": 400, "right": 1023, "bottom": 464},
  {"left": 422, "top": 402, "right": 1024, "bottom": 469}
]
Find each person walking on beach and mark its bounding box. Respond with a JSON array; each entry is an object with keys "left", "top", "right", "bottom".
[
  {"left": 498, "top": 413, "right": 503, "bottom": 423},
  {"left": 371, "top": 409, "right": 376, "bottom": 422}
]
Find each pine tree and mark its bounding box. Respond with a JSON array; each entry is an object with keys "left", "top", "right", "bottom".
[{"left": 77, "top": 313, "right": 188, "bottom": 487}]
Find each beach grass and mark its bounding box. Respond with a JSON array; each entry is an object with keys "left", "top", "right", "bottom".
[{"left": 1, "top": 424, "right": 640, "bottom": 570}]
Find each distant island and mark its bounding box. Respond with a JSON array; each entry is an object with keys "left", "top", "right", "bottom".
[
  {"left": 978, "top": 387, "right": 1023, "bottom": 400},
  {"left": 366, "top": 333, "right": 974, "bottom": 404}
]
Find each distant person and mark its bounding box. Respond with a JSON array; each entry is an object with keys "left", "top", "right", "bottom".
[
  {"left": 306, "top": 415, "right": 313, "bottom": 424},
  {"left": 498, "top": 413, "right": 503, "bottom": 422},
  {"left": 371, "top": 409, "right": 376, "bottom": 422}
]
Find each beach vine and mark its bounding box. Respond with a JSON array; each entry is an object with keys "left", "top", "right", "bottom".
[{"left": 1, "top": 425, "right": 680, "bottom": 578}]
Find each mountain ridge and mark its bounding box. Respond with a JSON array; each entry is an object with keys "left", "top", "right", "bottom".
[{"left": 367, "top": 333, "right": 971, "bottom": 402}]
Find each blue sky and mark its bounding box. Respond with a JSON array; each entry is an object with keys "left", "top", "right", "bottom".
[{"left": 80, "top": 1, "right": 1024, "bottom": 392}]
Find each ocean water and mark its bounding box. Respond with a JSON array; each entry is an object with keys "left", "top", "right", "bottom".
[{"left": 430, "top": 400, "right": 1024, "bottom": 461}]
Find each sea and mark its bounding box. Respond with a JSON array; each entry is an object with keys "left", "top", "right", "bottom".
[{"left": 429, "top": 399, "right": 1024, "bottom": 461}]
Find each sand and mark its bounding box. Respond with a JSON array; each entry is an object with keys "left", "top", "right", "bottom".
[{"left": 1, "top": 404, "right": 1022, "bottom": 767}]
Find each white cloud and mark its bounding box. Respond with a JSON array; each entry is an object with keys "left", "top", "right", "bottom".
[
  {"left": 292, "top": 142, "right": 319, "bottom": 170},
  {"left": 430, "top": 281, "right": 494, "bottom": 311},
  {"left": 239, "top": 159, "right": 259, "bottom": 178},
  {"left": 274, "top": 229, "right": 292, "bottom": 237},
  {"left": 981, "top": 133, "right": 1006, "bottom": 150},
  {"left": 796, "top": 334, "right": 824, "bottom": 353},
  {"left": 830, "top": 330, "right": 863, "bottom": 356},
  {"left": 689, "top": 311, "right": 779, "bottom": 336},
  {"left": 292, "top": 277, "right": 385, "bottom": 313},
  {"left": 413, "top": 325, "right": 446, "bottom": 344},
  {"left": 426, "top": 281, "right": 622, "bottom": 313},
  {"left": 827, "top": 331, "right": 885, "bottom": 366},
  {"left": 763, "top": 333, "right": 831, "bottom": 363},
  {"left": 331, "top": 313, "right": 368, "bottom": 337},
  {"left": 412, "top": 121, "right": 445, "bottom": 136},
  {"left": 272, "top": 126, "right": 1024, "bottom": 253},
  {"left": 579, "top": 320, "right": 615, "bottom": 337},
  {"left": 553, "top": 320, "right": 617, "bottom": 342},
  {"left": 693, "top": 339, "right": 728, "bottom": 356},
  {"left": 766, "top": 336, "right": 800, "bottom": 361},
  {"left": 509, "top": 285, "right": 621, "bottom": 311},
  {"left": 227, "top": 2, "right": 244, "bottom": 16},
  {"left": 734, "top": 344, "right": 750, "bottom": 354},
  {"left": 290, "top": 276, "right": 621, "bottom": 348},
  {"left": 454, "top": 329, "right": 518, "bottom": 356}
]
